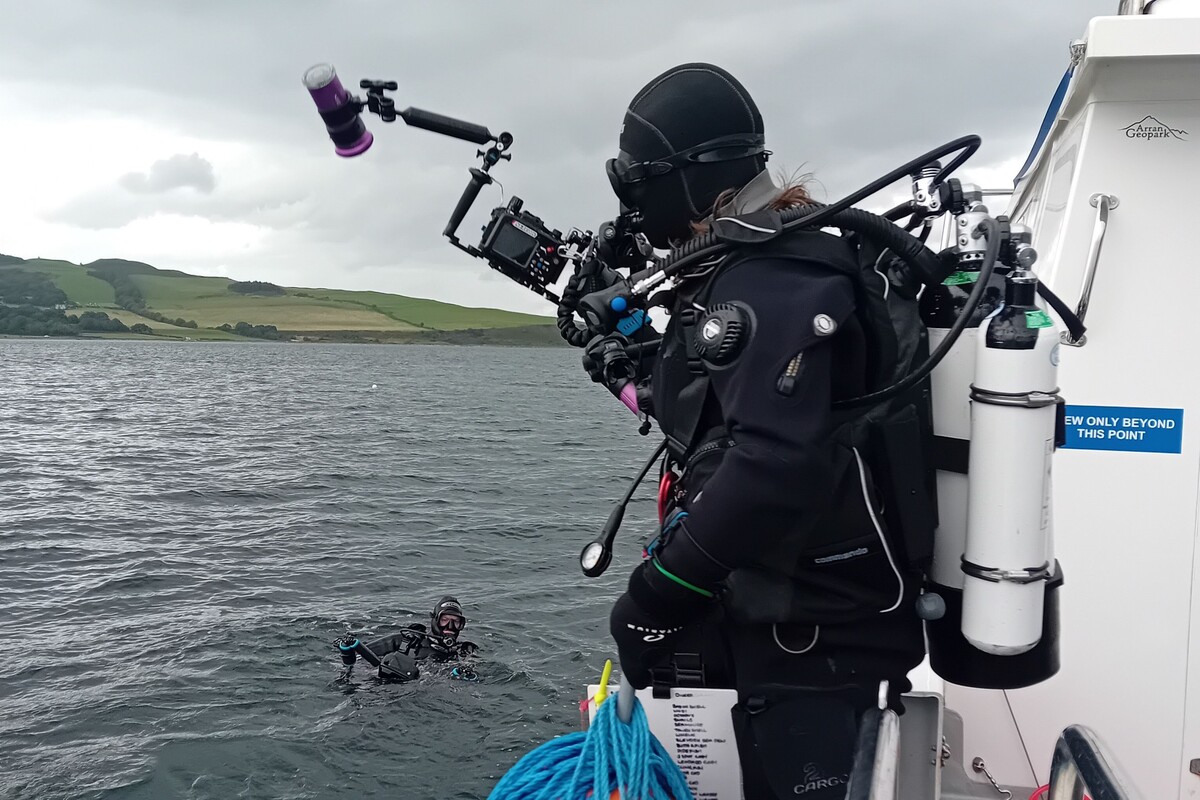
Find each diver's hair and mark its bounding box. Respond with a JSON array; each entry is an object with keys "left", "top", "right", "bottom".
[{"left": 689, "top": 169, "right": 815, "bottom": 236}]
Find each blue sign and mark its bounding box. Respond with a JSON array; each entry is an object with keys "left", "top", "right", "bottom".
[{"left": 1061, "top": 405, "right": 1184, "bottom": 454}]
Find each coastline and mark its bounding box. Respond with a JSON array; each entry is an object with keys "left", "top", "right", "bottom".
[{"left": 0, "top": 323, "right": 569, "bottom": 347}]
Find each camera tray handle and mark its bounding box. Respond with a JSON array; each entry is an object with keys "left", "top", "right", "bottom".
[{"left": 444, "top": 167, "right": 494, "bottom": 245}]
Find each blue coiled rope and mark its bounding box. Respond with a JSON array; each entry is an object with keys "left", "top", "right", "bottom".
[{"left": 487, "top": 688, "right": 693, "bottom": 800}]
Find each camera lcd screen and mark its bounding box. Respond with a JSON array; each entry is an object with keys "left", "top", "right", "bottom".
[{"left": 492, "top": 222, "right": 537, "bottom": 267}]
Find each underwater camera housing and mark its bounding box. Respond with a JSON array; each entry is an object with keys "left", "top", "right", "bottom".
[{"left": 477, "top": 196, "right": 572, "bottom": 297}]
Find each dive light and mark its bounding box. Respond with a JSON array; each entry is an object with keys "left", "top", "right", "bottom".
[{"left": 303, "top": 64, "right": 374, "bottom": 157}]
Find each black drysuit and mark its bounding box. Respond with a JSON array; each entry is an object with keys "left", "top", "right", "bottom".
[
  {"left": 366, "top": 625, "right": 478, "bottom": 662},
  {"left": 609, "top": 230, "right": 926, "bottom": 800}
]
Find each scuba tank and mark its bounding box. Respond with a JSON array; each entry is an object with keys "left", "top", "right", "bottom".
[
  {"left": 921, "top": 186, "right": 1007, "bottom": 603},
  {"left": 923, "top": 214, "right": 1063, "bottom": 688},
  {"left": 961, "top": 260, "right": 1062, "bottom": 656}
]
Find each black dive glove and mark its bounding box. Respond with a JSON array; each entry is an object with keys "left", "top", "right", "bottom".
[
  {"left": 609, "top": 556, "right": 719, "bottom": 689},
  {"left": 582, "top": 333, "right": 637, "bottom": 395}
]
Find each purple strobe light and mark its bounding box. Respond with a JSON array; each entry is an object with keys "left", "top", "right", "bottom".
[{"left": 303, "top": 63, "right": 373, "bottom": 157}]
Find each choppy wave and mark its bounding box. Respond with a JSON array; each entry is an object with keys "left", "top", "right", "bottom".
[{"left": 0, "top": 340, "right": 656, "bottom": 800}]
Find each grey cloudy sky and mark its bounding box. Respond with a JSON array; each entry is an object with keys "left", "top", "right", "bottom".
[{"left": 0, "top": 0, "right": 1114, "bottom": 315}]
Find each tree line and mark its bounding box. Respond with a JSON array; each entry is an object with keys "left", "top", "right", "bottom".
[
  {"left": 229, "top": 280, "right": 285, "bottom": 296},
  {"left": 0, "top": 306, "right": 133, "bottom": 336},
  {"left": 216, "top": 322, "right": 280, "bottom": 340},
  {"left": 88, "top": 267, "right": 198, "bottom": 328},
  {"left": 0, "top": 268, "right": 69, "bottom": 308}
]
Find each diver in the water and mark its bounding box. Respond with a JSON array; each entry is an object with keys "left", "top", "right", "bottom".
[{"left": 336, "top": 595, "right": 479, "bottom": 682}]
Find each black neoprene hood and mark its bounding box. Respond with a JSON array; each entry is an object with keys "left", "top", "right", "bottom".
[
  {"left": 614, "top": 63, "right": 768, "bottom": 247},
  {"left": 431, "top": 595, "right": 466, "bottom": 637}
]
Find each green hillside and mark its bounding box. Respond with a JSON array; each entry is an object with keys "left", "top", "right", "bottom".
[
  {"left": 20, "top": 259, "right": 115, "bottom": 305},
  {"left": 0, "top": 254, "right": 559, "bottom": 344}
]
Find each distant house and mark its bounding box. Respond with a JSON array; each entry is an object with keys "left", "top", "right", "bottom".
[{"left": 54, "top": 303, "right": 67, "bottom": 311}]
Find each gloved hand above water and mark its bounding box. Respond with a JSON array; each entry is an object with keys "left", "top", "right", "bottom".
[
  {"left": 609, "top": 552, "right": 719, "bottom": 689},
  {"left": 582, "top": 333, "right": 636, "bottom": 392},
  {"left": 450, "top": 665, "right": 478, "bottom": 681}
]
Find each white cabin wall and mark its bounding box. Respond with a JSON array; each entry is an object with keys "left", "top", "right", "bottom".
[{"left": 942, "top": 15, "right": 1200, "bottom": 800}]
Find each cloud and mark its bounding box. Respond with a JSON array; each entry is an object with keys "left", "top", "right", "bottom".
[
  {"left": 48, "top": 151, "right": 311, "bottom": 230},
  {"left": 118, "top": 153, "right": 216, "bottom": 194},
  {"left": 0, "top": 0, "right": 1116, "bottom": 312}
]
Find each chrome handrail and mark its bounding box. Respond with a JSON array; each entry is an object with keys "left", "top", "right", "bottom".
[
  {"left": 1062, "top": 192, "right": 1118, "bottom": 347},
  {"left": 1048, "top": 725, "right": 1141, "bottom": 800},
  {"left": 846, "top": 682, "right": 901, "bottom": 800},
  {"left": 868, "top": 709, "right": 901, "bottom": 800}
]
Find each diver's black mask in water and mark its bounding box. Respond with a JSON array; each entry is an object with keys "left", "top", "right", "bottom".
[{"left": 431, "top": 595, "right": 467, "bottom": 642}]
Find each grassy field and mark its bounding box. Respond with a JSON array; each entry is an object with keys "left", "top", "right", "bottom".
[
  {"left": 3, "top": 254, "right": 560, "bottom": 342},
  {"left": 86, "top": 308, "right": 250, "bottom": 340},
  {"left": 295, "top": 289, "right": 553, "bottom": 331},
  {"left": 129, "top": 274, "right": 425, "bottom": 331},
  {"left": 20, "top": 259, "right": 116, "bottom": 306}
]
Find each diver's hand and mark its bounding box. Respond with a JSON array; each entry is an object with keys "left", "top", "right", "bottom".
[
  {"left": 609, "top": 592, "right": 687, "bottom": 689},
  {"left": 609, "top": 560, "right": 716, "bottom": 689},
  {"left": 582, "top": 333, "right": 635, "bottom": 397},
  {"left": 450, "top": 665, "right": 478, "bottom": 681}
]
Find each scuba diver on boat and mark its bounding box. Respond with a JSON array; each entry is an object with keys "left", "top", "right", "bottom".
[
  {"left": 598, "top": 63, "right": 930, "bottom": 800},
  {"left": 302, "top": 58, "right": 1075, "bottom": 799},
  {"left": 335, "top": 595, "right": 479, "bottom": 683}
]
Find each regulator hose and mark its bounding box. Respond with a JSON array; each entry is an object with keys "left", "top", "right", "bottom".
[
  {"left": 640, "top": 134, "right": 981, "bottom": 286},
  {"left": 832, "top": 216, "right": 1003, "bottom": 410},
  {"left": 558, "top": 258, "right": 621, "bottom": 348},
  {"left": 557, "top": 272, "right": 591, "bottom": 347}
]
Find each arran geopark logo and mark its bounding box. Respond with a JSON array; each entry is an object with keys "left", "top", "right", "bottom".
[{"left": 1122, "top": 115, "right": 1188, "bottom": 140}]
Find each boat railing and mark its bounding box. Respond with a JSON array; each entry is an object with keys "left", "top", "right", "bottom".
[
  {"left": 845, "top": 705, "right": 1140, "bottom": 800},
  {"left": 1046, "top": 725, "right": 1142, "bottom": 800},
  {"left": 1061, "top": 192, "right": 1117, "bottom": 347},
  {"left": 846, "top": 682, "right": 902, "bottom": 800},
  {"left": 845, "top": 706, "right": 901, "bottom": 800}
]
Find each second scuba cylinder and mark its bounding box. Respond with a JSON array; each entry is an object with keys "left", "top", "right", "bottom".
[
  {"left": 921, "top": 197, "right": 1005, "bottom": 597},
  {"left": 960, "top": 270, "right": 1061, "bottom": 655},
  {"left": 923, "top": 213, "right": 1063, "bottom": 688}
]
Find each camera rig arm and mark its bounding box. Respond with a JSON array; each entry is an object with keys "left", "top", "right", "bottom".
[
  {"left": 351, "top": 82, "right": 520, "bottom": 259},
  {"left": 304, "top": 64, "right": 653, "bottom": 316}
]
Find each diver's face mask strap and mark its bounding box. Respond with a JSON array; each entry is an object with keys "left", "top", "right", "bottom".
[{"left": 606, "top": 133, "right": 767, "bottom": 213}]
